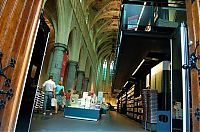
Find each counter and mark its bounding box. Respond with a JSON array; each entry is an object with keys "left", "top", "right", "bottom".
[{"left": 64, "top": 106, "right": 100, "bottom": 121}]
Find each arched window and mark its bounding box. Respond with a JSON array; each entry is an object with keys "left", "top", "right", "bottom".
[
  {"left": 102, "top": 60, "right": 107, "bottom": 80},
  {"left": 96, "top": 63, "right": 101, "bottom": 85},
  {"left": 109, "top": 61, "right": 114, "bottom": 80},
  {"left": 86, "top": 14, "right": 89, "bottom": 24}
]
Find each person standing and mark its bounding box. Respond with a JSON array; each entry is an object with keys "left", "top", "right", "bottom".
[
  {"left": 55, "top": 81, "right": 65, "bottom": 113},
  {"left": 42, "top": 75, "right": 56, "bottom": 115},
  {"left": 65, "top": 90, "right": 71, "bottom": 107}
]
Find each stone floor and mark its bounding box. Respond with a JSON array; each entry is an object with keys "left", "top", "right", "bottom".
[{"left": 29, "top": 111, "right": 145, "bottom": 132}]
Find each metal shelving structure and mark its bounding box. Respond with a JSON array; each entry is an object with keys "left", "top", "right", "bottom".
[
  {"left": 126, "top": 85, "right": 135, "bottom": 118},
  {"left": 142, "top": 89, "right": 158, "bottom": 131}
]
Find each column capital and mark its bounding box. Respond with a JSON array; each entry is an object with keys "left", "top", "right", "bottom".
[
  {"left": 84, "top": 77, "right": 89, "bottom": 81},
  {"left": 68, "top": 60, "right": 78, "bottom": 66},
  {"left": 54, "top": 43, "right": 68, "bottom": 51},
  {"left": 77, "top": 70, "right": 85, "bottom": 75}
]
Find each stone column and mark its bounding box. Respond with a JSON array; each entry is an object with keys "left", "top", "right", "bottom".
[
  {"left": 83, "top": 78, "right": 89, "bottom": 92},
  {"left": 76, "top": 70, "right": 85, "bottom": 95},
  {"left": 46, "top": 50, "right": 54, "bottom": 79},
  {"left": 106, "top": 60, "right": 111, "bottom": 87},
  {"left": 97, "top": 62, "right": 103, "bottom": 91},
  {"left": 48, "top": 43, "right": 67, "bottom": 83},
  {"left": 66, "top": 60, "right": 78, "bottom": 90},
  {"left": 105, "top": 60, "right": 111, "bottom": 93},
  {"left": 98, "top": 61, "right": 103, "bottom": 91}
]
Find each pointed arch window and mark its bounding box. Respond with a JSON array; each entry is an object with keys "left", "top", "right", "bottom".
[
  {"left": 96, "top": 63, "right": 101, "bottom": 84},
  {"left": 102, "top": 60, "right": 107, "bottom": 80},
  {"left": 86, "top": 14, "right": 89, "bottom": 24},
  {"left": 109, "top": 61, "right": 114, "bottom": 80}
]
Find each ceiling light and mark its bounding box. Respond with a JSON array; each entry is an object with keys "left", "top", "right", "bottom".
[
  {"left": 151, "top": 58, "right": 159, "bottom": 61},
  {"left": 132, "top": 59, "right": 145, "bottom": 76},
  {"left": 123, "top": 81, "right": 128, "bottom": 87}
]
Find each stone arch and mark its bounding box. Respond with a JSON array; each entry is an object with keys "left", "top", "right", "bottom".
[
  {"left": 67, "top": 28, "right": 77, "bottom": 60},
  {"left": 70, "top": 30, "right": 82, "bottom": 61},
  {"left": 78, "top": 45, "right": 86, "bottom": 71},
  {"left": 84, "top": 56, "right": 91, "bottom": 91},
  {"left": 85, "top": 56, "right": 91, "bottom": 78},
  {"left": 62, "top": 28, "right": 77, "bottom": 89},
  {"left": 88, "top": 67, "right": 92, "bottom": 92},
  {"left": 38, "top": 15, "right": 55, "bottom": 85},
  {"left": 80, "top": 0, "right": 86, "bottom": 10}
]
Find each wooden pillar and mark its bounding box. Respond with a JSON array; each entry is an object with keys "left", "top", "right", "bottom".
[
  {"left": 186, "top": 0, "right": 200, "bottom": 131},
  {"left": 0, "top": 0, "right": 43, "bottom": 131}
]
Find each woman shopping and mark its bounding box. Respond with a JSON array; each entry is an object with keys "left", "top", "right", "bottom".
[{"left": 55, "top": 81, "right": 65, "bottom": 113}]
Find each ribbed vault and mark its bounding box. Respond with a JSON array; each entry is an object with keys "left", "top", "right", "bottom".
[
  {"left": 44, "top": 0, "right": 121, "bottom": 60},
  {"left": 87, "top": 0, "right": 121, "bottom": 60}
]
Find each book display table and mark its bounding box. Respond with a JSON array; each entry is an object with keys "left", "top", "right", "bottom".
[{"left": 64, "top": 106, "right": 100, "bottom": 121}]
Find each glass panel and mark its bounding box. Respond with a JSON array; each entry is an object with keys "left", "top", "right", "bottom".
[{"left": 121, "top": 3, "right": 186, "bottom": 32}]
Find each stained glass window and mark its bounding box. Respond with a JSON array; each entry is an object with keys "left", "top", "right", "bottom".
[{"left": 102, "top": 60, "right": 107, "bottom": 80}]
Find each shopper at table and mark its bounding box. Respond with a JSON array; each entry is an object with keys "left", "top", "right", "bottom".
[
  {"left": 55, "top": 81, "right": 65, "bottom": 113},
  {"left": 42, "top": 75, "right": 56, "bottom": 115},
  {"left": 65, "top": 90, "right": 71, "bottom": 107}
]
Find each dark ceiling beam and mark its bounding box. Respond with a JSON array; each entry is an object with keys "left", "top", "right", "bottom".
[
  {"left": 122, "top": 0, "right": 185, "bottom": 7},
  {"left": 96, "top": 26, "right": 118, "bottom": 37},
  {"left": 99, "top": 51, "right": 111, "bottom": 61},
  {"left": 90, "top": 0, "right": 120, "bottom": 28},
  {"left": 90, "top": 11, "right": 119, "bottom": 28},
  {"left": 96, "top": 31, "right": 116, "bottom": 41},
  {"left": 101, "top": 53, "right": 111, "bottom": 61},
  {"left": 97, "top": 43, "right": 112, "bottom": 54},
  {"left": 94, "top": 19, "right": 113, "bottom": 40},
  {"left": 96, "top": 35, "right": 116, "bottom": 50},
  {"left": 96, "top": 39, "right": 112, "bottom": 50},
  {"left": 96, "top": 32, "right": 116, "bottom": 44},
  {"left": 98, "top": 45, "right": 112, "bottom": 57},
  {"left": 123, "top": 30, "right": 173, "bottom": 39},
  {"left": 96, "top": 28, "right": 117, "bottom": 40}
]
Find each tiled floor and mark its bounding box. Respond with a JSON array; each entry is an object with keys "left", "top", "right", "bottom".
[{"left": 29, "top": 111, "right": 145, "bottom": 132}]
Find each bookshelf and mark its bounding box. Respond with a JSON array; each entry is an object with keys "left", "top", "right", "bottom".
[
  {"left": 117, "top": 85, "right": 144, "bottom": 123},
  {"left": 126, "top": 85, "right": 135, "bottom": 118},
  {"left": 133, "top": 96, "right": 143, "bottom": 121}
]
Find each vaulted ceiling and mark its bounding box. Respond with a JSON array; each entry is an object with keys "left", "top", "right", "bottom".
[
  {"left": 87, "top": 0, "right": 121, "bottom": 60},
  {"left": 44, "top": 0, "right": 121, "bottom": 61}
]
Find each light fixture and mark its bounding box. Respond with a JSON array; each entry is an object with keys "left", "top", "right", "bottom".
[
  {"left": 135, "top": 2, "right": 147, "bottom": 31},
  {"left": 132, "top": 59, "right": 145, "bottom": 76},
  {"left": 123, "top": 81, "right": 128, "bottom": 87}
]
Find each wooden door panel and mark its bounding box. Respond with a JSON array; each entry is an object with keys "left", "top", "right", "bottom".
[{"left": 0, "top": 0, "right": 43, "bottom": 131}]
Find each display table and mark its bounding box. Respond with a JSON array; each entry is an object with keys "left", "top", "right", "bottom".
[{"left": 64, "top": 106, "right": 100, "bottom": 121}]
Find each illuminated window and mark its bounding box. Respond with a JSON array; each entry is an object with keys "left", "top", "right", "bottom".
[
  {"left": 109, "top": 61, "right": 114, "bottom": 80},
  {"left": 102, "top": 60, "right": 107, "bottom": 80},
  {"left": 86, "top": 15, "right": 89, "bottom": 24},
  {"left": 96, "top": 63, "right": 101, "bottom": 85}
]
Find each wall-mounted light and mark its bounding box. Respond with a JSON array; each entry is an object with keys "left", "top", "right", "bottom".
[
  {"left": 123, "top": 81, "right": 129, "bottom": 87},
  {"left": 132, "top": 59, "right": 145, "bottom": 76}
]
